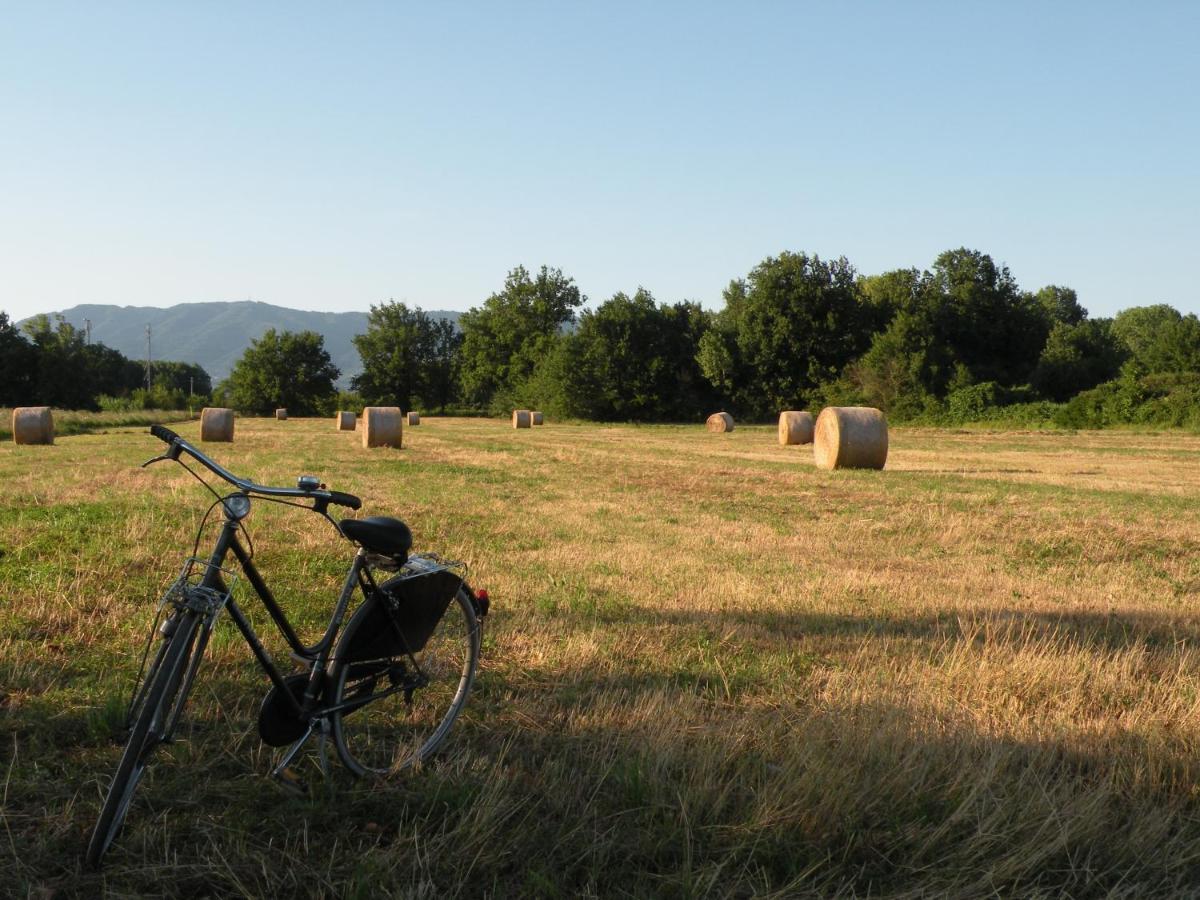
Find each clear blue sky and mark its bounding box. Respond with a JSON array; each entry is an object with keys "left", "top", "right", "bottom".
[{"left": 2, "top": 1, "right": 1197, "bottom": 322}]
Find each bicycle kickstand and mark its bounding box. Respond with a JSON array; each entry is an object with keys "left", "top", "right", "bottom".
[
  {"left": 272, "top": 723, "right": 315, "bottom": 795},
  {"left": 271, "top": 718, "right": 335, "bottom": 794}
]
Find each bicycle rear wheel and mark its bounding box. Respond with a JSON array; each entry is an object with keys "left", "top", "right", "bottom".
[
  {"left": 330, "top": 588, "right": 479, "bottom": 777},
  {"left": 86, "top": 609, "right": 201, "bottom": 868}
]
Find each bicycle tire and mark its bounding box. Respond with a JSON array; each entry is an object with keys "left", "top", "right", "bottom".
[
  {"left": 330, "top": 588, "right": 480, "bottom": 777},
  {"left": 86, "top": 609, "right": 201, "bottom": 868},
  {"left": 124, "top": 608, "right": 193, "bottom": 735}
]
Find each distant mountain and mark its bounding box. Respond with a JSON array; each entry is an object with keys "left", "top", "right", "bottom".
[{"left": 21, "top": 301, "right": 460, "bottom": 386}]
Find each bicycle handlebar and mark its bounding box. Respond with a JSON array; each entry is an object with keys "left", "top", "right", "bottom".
[{"left": 149, "top": 425, "right": 362, "bottom": 511}]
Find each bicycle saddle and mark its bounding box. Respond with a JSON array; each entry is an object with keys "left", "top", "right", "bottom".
[{"left": 340, "top": 516, "right": 413, "bottom": 560}]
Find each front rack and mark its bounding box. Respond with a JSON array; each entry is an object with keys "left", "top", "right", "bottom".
[{"left": 159, "top": 556, "right": 241, "bottom": 621}]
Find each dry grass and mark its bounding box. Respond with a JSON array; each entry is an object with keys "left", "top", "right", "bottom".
[{"left": 4, "top": 419, "right": 1200, "bottom": 896}]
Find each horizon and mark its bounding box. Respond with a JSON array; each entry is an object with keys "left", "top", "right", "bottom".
[{"left": 3, "top": 3, "right": 1198, "bottom": 323}]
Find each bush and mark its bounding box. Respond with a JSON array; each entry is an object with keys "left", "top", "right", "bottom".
[
  {"left": 1053, "top": 375, "right": 1145, "bottom": 428},
  {"left": 318, "top": 391, "right": 367, "bottom": 417},
  {"left": 98, "top": 386, "right": 204, "bottom": 412},
  {"left": 941, "top": 382, "right": 1038, "bottom": 424}
]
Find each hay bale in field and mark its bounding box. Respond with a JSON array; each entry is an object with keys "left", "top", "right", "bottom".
[
  {"left": 200, "top": 407, "right": 235, "bottom": 442},
  {"left": 813, "top": 406, "right": 888, "bottom": 470},
  {"left": 362, "top": 406, "right": 403, "bottom": 448},
  {"left": 336, "top": 411, "right": 356, "bottom": 431},
  {"left": 407, "top": 411, "right": 420, "bottom": 426},
  {"left": 778, "top": 410, "right": 814, "bottom": 446},
  {"left": 531, "top": 411, "right": 544, "bottom": 425},
  {"left": 12, "top": 407, "right": 53, "bottom": 445},
  {"left": 275, "top": 408, "right": 288, "bottom": 420},
  {"left": 512, "top": 410, "right": 531, "bottom": 429},
  {"left": 706, "top": 412, "right": 734, "bottom": 433}
]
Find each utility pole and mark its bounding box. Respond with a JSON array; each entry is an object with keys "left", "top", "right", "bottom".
[{"left": 145, "top": 324, "right": 153, "bottom": 390}]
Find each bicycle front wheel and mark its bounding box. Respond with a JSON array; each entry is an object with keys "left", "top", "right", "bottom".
[
  {"left": 86, "top": 608, "right": 201, "bottom": 868},
  {"left": 331, "top": 588, "right": 480, "bottom": 777}
]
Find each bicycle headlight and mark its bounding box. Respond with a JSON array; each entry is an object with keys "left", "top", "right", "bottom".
[{"left": 222, "top": 493, "right": 251, "bottom": 520}]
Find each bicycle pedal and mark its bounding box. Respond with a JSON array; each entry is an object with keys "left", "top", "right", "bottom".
[{"left": 273, "top": 767, "right": 309, "bottom": 796}]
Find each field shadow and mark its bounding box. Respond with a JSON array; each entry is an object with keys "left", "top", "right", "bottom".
[
  {"left": 8, "top": 620, "right": 1200, "bottom": 896},
  {"left": 607, "top": 603, "right": 1200, "bottom": 654}
]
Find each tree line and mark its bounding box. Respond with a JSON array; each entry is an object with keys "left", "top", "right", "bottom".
[
  {"left": 0, "top": 313, "right": 210, "bottom": 410},
  {"left": 6, "top": 247, "right": 1200, "bottom": 429}
]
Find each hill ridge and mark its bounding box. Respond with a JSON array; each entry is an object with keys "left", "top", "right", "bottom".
[{"left": 20, "top": 301, "right": 461, "bottom": 386}]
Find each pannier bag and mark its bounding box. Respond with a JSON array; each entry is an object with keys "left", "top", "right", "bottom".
[{"left": 344, "top": 559, "right": 463, "bottom": 662}]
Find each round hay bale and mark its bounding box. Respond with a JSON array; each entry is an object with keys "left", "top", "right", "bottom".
[
  {"left": 778, "top": 410, "right": 814, "bottom": 446},
  {"left": 407, "top": 411, "right": 420, "bottom": 426},
  {"left": 813, "top": 406, "right": 888, "bottom": 470},
  {"left": 705, "top": 412, "right": 734, "bottom": 433},
  {"left": 275, "top": 408, "right": 288, "bottom": 420},
  {"left": 512, "top": 410, "right": 531, "bottom": 429},
  {"left": 200, "top": 407, "right": 235, "bottom": 443},
  {"left": 12, "top": 407, "right": 53, "bottom": 445},
  {"left": 362, "top": 406, "right": 403, "bottom": 448},
  {"left": 530, "top": 411, "right": 544, "bottom": 426},
  {"left": 336, "top": 411, "right": 356, "bottom": 431}
]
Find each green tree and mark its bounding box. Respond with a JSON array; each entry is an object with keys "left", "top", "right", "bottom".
[
  {"left": 352, "top": 303, "right": 462, "bottom": 413},
  {"left": 851, "top": 250, "right": 1053, "bottom": 415},
  {"left": 226, "top": 329, "right": 339, "bottom": 416},
  {"left": 699, "top": 252, "right": 872, "bottom": 417},
  {"left": 89, "top": 344, "right": 145, "bottom": 397},
  {"left": 556, "top": 290, "right": 715, "bottom": 421},
  {"left": 353, "top": 302, "right": 435, "bottom": 412},
  {"left": 19, "top": 314, "right": 141, "bottom": 409},
  {"left": 928, "top": 248, "right": 1049, "bottom": 387},
  {"left": 458, "top": 265, "right": 584, "bottom": 412},
  {"left": 151, "top": 361, "right": 212, "bottom": 398},
  {"left": 0, "top": 311, "right": 37, "bottom": 406},
  {"left": 1030, "top": 319, "right": 1127, "bottom": 401},
  {"left": 1111, "top": 305, "right": 1200, "bottom": 374},
  {"left": 851, "top": 310, "right": 943, "bottom": 416},
  {"left": 1035, "top": 285, "right": 1087, "bottom": 327},
  {"left": 857, "top": 268, "right": 919, "bottom": 334},
  {"left": 423, "top": 317, "right": 462, "bottom": 413}
]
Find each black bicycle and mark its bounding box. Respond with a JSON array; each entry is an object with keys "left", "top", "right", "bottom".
[{"left": 85, "top": 425, "right": 489, "bottom": 867}]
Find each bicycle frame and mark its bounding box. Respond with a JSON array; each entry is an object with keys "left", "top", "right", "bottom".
[{"left": 186, "top": 503, "right": 368, "bottom": 725}]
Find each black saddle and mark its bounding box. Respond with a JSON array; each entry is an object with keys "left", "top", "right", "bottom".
[{"left": 340, "top": 516, "right": 413, "bottom": 561}]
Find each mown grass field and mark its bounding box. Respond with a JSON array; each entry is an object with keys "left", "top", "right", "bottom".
[{"left": 4, "top": 417, "right": 1200, "bottom": 897}]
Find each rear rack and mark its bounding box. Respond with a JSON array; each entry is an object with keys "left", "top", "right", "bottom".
[{"left": 363, "top": 551, "right": 466, "bottom": 581}]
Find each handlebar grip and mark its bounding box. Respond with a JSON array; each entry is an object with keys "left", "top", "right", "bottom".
[
  {"left": 326, "top": 491, "right": 362, "bottom": 510},
  {"left": 151, "top": 424, "right": 180, "bottom": 444}
]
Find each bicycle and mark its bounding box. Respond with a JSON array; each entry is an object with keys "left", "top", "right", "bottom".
[{"left": 85, "top": 424, "right": 489, "bottom": 868}]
